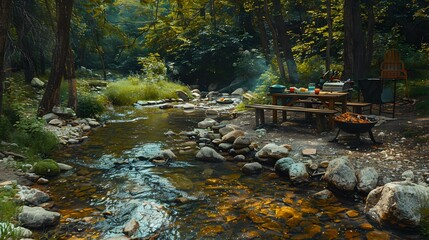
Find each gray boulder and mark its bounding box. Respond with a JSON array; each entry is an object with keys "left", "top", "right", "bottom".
[
  {"left": 221, "top": 130, "right": 245, "bottom": 143},
  {"left": 274, "top": 157, "right": 295, "bottom": 175},
  {"left": 18, "top": 206, "right": 60, "bottom": 228},
  {"left": 176, "top": 90, "right": 190, "bottom": 101},
  {"left": 356, "top": 167, "right": 379, "bottom": 193},
  {"left": 195, "top": 147, "right": 225, "bottom": 162},
  {"left": 52, "top": 106, "right": 76, "bottom": 118},
  {"left": 218, "top": 124, "right": 240, "bottom": 136},
  {"left": 313, "top": 189, "right": 335, "bottom": 200},
  {"left": 289, "top": 163, "right": 309, "bottom": 183},
  {"left": 241, "top": 162, "right": 262, "bottom": 175},
  {"left": 365, "top": 181, "right": 429, "bottom": 228},
  {"left": 218, "top": 143, "right": 233, "bottom": 151},
  {"left": 322, "top": 156, "right": 357, "bottom": 191},
  {"left": 18, "top": 186, "right": 50, "bottom": 205},
  {"left": 231, "top": 88, "right": 245, "bottom": 95},
  {"left": 197, "top": 118, "right": 218, "bottom": 129},
  {"left": 48, "top": 119, "right": 63, "bottom": 127},
  {"left": 255, "top": 143, "right": 289, "bottom": 162},
  {"left": 42, "top": 113, "right": 58, "bottom": 122},
  {"left": 232, "top": 136, "right": 252, "bottom": 149}
]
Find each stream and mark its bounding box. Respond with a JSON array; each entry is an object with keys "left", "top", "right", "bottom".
[{"left": 39, "top": 107, "right": 419, "bottom": 239}]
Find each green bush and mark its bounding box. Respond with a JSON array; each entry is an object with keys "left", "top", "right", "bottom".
[
  {"left": 104, "top": 76, "right": 191, "bottom": 106},
  {"left": 421, "top": 206, "right": 429, "bottom": 237},
  {"left": 77, "top": 93, "right": 106, "bottom": 118},
  {"left": 33, "top": 159, "right": 61, "bottom": 177},
  {"left": 0, "top": 186, "right": 19, "bottom": 222}
]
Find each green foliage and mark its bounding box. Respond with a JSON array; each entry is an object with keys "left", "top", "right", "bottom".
[
  {"left": 11, "top": 117, "right": 59, "bottom": 157},
  {"left": 252, "top": 67, "right": 281, "bottom": 104},
  {"left": 138, "top": 53, "right": 167, "bottom": 82},
  {"left": 77, "top": 93, "right": 106, "bottom": 118},
  {"left": 33, "top": 159, "right": 61, "bottom": 177},
  {"left": 104, "top": 76, "right": 191, "bottom": 105},
  {"left": 233, "top": 49, "right": 268, "bottom": 90},
  {"left": 0, "top": 186, "right": 19, "bottom": 223}
]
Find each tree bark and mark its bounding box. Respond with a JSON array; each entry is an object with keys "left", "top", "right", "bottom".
[
  {"left": 255, "top": 2, "right": 269, "bottom": 61},
  {"left": 343, "top": 0, "right": 366, "bottom": 81},
  {"left": 364, "top": 0, "right": 375, "bottom": 76},
  {"left": 38, "top": 0, "right": 74, "bottom": 116},
  {"left": 271, "top": 0, "right": 299, "bottom": 83},
  {"left": 0, "top": 0, "right": 12, "bottom": 116},
  {"left": 66, "top": 48, "right": 77, "bottom": 111},
  {"left": 326, "top": 0, "right": 332, "bottom": 71}
]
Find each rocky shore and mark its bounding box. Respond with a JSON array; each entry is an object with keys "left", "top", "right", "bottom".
[{"left": 1, "top": 88, "right": 428, "bottom": 239}]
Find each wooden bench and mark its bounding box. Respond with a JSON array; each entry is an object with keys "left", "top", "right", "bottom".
[
  {"left": 296, "top": 100, "right": 372, "bottom": 114},
  {"left": 246, "top": 104, "right": 337, "bottom": 132}
]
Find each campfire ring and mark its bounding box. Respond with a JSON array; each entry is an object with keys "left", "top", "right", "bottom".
[{"left": 331, "top": 119, "right": 380, "bottom": 144}]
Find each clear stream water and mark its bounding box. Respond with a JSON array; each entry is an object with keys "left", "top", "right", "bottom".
[{"left": 39, "top": 107, "right": 420, "bottom": 239}]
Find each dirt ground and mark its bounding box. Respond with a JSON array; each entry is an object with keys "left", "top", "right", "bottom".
[{"left": 229, "top": 100, "right": 429, "bottom": 184}]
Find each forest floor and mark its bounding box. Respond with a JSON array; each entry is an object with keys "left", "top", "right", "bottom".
[{"left": 229, "top": 99, "right": 429, "bottom": 184}]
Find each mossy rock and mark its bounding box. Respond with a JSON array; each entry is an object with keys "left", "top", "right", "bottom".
[{"left": 33, "top": 159, "right": 60, "bottom": 177}]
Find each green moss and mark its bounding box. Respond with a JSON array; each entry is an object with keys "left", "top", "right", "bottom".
[
  {"left": 421, "top": 207, "right": 429, "bottom": 237},
  {"left": 33, "top": 159, "right": 61, "bottom": 177}
]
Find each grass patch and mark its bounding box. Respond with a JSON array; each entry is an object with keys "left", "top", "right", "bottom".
[
  {"left": 0, "top": 185, "right": 24, "bottom": 240},
  {"left": 104, "top": 76, "right": 192, "bottom": 106}
]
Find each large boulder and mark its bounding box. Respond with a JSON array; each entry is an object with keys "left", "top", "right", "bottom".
[
  {"left": 289, "top": 163, "right": 309, "bottom": 183},
  {"left": 274, "top": 157, "right": 295, "bottom": 176},
  {"left": 356, "top": 167, "right": 379, "bottom": 193},
  {"left": 255, "top": 143, "right": 289, "bottom": 163},
  {"left": 52, "top": 106, "right": 76, "bottom": 118},
  {"left": 18, "top": 206, "right": 60, "bottom": 228},
  {"left": 195, "top": 147, "right": 225, "bottom": 162},
  {"left": 322, "top": 156, "right": 357, "bottom": 191},
  {"left": 365, "top": 181, "right": 429, "bottom": 228}
]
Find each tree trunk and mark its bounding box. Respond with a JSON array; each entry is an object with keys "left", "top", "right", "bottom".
[
  {"left": 326, "top": 0, "right": 332, "bottom": 71},
  {"left": 255, "top": 7, "right": 269, "bottom": 61},
  {"left": 209, "top": 0, "right": 217, "bottom": 29},
  {"left": 271, "top": 0, "right": 299, "bottom": 83},
  {"left": 0, "top": 0, "right": 12, "bottom": 116},
  {"left": 343, "top": 0, "right": 366, "bottom": 81},
  {"left": 364, "top": 0, "right": 375, "bottom": 76},
  {"left": 38, "top": 0, "right": 74, "bottom": 116},
  {"left": 263, "top": 0, "right": 287, "bottom": 81},
  {"left": 66, "top": 48, "right": 77, "bottom": 111}
]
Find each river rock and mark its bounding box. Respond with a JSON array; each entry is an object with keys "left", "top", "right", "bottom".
[
  {"left": 230, "top": 147, "right": 251, "bottom": 155},
  {"left": 274, "top": 157, "right": 295, "bottom": 176},
  {"left": 365, "top": 181, "right": 429, "bottom": 228},
  {"left": 159, "top": 103, "right": 174, "bottom": 109},
  {"left": 313, "top": 189, "right": 335, "bottom": 200},
  {"left": 18, "top": 206, "right": 60, "bottom": 228},
  {"left": 82, "top": 125, "right": 91, "bottom": 131},
  {"left": 218, "top": 143, "right": 233, "bottom": 151},
  {"left": 289, "top": 163, "right": 309, "bottom": 183},
  {"left": 231, "top": 88, "right": 245, "bottom": 95},
  {"left": 241, "top": 162, "right": 262, "bottom": 175},
  {"left": 255, "top": 143, "right": 289, "bottom": 162},
  {"left": 205, "top": 109, "right": 219, "bottom": 116},
  {"left": 88, "top": 120, "right": 100, "bottom": 127},
  {"left": 356, "top": 167, "right": 379, "bottom": 193},
  {"left": 233, "top": 136, "right": 252, "bottom": 149},
  {"left": 195, "top": 147, "right": 225, "bottom": 162},
  {"left": 198, "top": 118, "right": 218, "bottom": 129},
  {"left": 233, "top": 155, "right": 246, "bottom": 162},
  {"left": 221, "top": 130, "right": 245, "bottom": 143},
  {"left": 57, "top": 163, "right": 73, "bottom": 171},
  {"left": 42, "top": 113, "right": 58, "bottom": 122},
  {"left": 219, "top": 125, "right": 240, "bottom": 136},
  {"left": 31, "top": 77, "right": 45, "bottom": 88},
  {"left": 52, "top": 106, "right": 76, "bottom": 118},
  {"left": 322, "top": 156, "right": 357, "bottom": 191},
  {"left": 48, "top": 119, "right": 63, "bottom": 127},
  {"left": 123, "top": 218, "right": 140, "bottom": 237},
  {"left": 401, "top": 170, "right": 414, "bottom": 182},
  {"left": 18, "top": 186, "right": 51, "bottom": 205},
  {"left": 176, "top": 90, "right": 190, "bottom": 101}
]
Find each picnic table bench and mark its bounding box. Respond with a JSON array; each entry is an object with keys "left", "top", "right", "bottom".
[
  {"left": 246, "top": 104, "right": 337, "bottom": 132},
  {"left": 296, "top": 100, "right": 372, "bottom": 114}
]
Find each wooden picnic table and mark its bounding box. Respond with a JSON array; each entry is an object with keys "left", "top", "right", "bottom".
[{"left": 269, "top": 91, "right": 349, "bottom": 128}]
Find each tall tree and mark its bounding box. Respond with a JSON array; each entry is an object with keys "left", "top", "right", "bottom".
[
  {"left": 343, "top": 0, "right": 366, "bottom": 81},
  {"left": 38, "top": 0, "right": 74, "bottom": 116},
  {"left": 326, "top": 0, "right": 333, "bottom": 71},
  {"left": 0, "top": 0, "right": 12, "bottom": 116}
]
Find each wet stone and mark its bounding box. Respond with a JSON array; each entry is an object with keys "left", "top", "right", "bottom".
[
  {"left": 359, "top": 223, "right": 374, "bottom": 231},
  {"left": 346, "top": 210, "right": 359, "bottom": 218},
  {"left": 366, "top": 230, "right": 390, "bottom": 240}
]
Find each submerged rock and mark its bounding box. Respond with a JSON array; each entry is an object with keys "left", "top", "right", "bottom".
[{"left": 241, "top": 162, "right": 262, "bottom": 175}]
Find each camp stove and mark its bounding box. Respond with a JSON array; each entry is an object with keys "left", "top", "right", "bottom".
[{"left": 322, "top": 81, "right": 353, "bottom": 92}]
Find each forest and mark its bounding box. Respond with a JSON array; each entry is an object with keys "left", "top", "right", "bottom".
[{"left": 0, "top": 0, "right": 428, "bottom": 116}]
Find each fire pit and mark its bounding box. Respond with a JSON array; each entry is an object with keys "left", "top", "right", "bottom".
[{"left": 331, "top": 112, "right": 380, "bottom": 144}]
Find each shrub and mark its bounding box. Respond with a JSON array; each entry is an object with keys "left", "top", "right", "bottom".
[
  {"left": 104, "top": 76, "right": 191, "bottom": 106},
  {"left": 77, "top": 93, "right": 106, "bottom": 118},
  {"left": 0, "top": 116, "right": 12, "bottom": 141},
  {"left": 33, "top": 159, "right": 61, "bottom": 177},
  {"left": 0, "top": 186, "right": 19, "bottom": 222}
]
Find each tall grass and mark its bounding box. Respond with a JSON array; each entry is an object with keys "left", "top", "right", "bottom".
[{"left": 104, "top": 76, "right": 192, "bottom": 106}]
